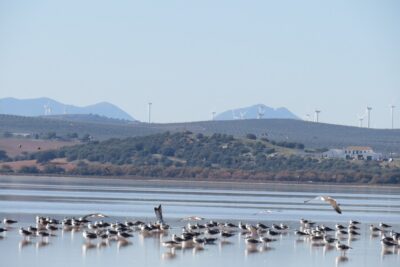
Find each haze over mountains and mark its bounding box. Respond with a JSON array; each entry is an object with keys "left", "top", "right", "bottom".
[
  {"left": 0, "top": 97, "right": 134, "bottom": 121},
  {"left": 215, "top": 104, "right": 299, "bottom": 120},
  {"left": 0, "top": 98, "right": 301, "bottom": 123}
]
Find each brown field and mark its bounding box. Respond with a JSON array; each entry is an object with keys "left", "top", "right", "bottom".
[
  {"left": 0, "top": 138, "right": 78, "bottom": 157},
  {"left": 0, "top": 158, "right": 76, "bottom": 172}
]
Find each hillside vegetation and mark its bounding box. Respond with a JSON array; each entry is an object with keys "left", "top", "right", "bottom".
[
  {"left": 2, "top": 132, "right": 399, "bottom": 184},
  {"left": 1, "top": 114, "right": 400, "bottom": 154}
]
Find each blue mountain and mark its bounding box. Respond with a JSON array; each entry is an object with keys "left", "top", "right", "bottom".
[
  {"left": 0, "top": 97, "right": 135, "bottom": 121},
  {"left": 215, "top": 104, "right": 299, "bottom": 120}
]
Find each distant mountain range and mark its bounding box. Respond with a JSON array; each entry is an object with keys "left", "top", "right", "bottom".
[
  {"left": 0, "top": 97, "right": 135, "bottom": 121},
  {"left": 215, "top": 104, "right": 299, "bottom": 120}
]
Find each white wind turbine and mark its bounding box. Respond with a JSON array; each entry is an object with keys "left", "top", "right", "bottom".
[
  {"left": 390, "top": 104, "right": 396, "bottom": 129},
  {"left": 366, "top": 106, "right": 372, "bottom": 128},
  {"left": 239, "top": 111, "right": 247, "bottom": 120},
  {"left": 357, "top": 114, "right": 364, "bottom": 127},
  {"left": 231, "top": 110, "right": 240, "bottom": 120},
  {"left": 257, "top": 105, "right": 265, "bottom": 119},
  {"left": 314, "top": 110, "right": 321, "bottom": 123}
]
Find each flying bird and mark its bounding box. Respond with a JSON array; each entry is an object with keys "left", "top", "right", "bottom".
[
  {"left": 180, "top": 216, "right": 204, "bottom": 221},
  {"left": 304, "top": 195, "right": 342, "bottom": 214},
  {"left": 154, "top": 204, "right": 164, "bottom": 223}
]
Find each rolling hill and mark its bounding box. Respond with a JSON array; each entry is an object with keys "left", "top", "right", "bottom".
[{"left": 1, "top": 114, "right": 400, "bottom": 154}]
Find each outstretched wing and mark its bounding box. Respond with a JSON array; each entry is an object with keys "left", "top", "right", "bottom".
[
  {"left": 325, "top": 197, "right": 342, "bottom": 214},
  {"left": 303, "top": 196, "right": 321, "bottom": 204},
  {"left": 81, "top": 213, "right": 108, "bottom": 220},
  {"left": 154, "top": 204, "right": 164, "bottom": 223}
]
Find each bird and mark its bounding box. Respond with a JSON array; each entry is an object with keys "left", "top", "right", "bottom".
[
  {"left": 154, "top": 204, "right": 164, "bottom": 224},
  {"left": 379, "top": 223, "right": 392, "bottom": 229},
  {"left": 335, "top": 241, "right": 352, "bottom": 255},
  {"left": 304, "top": 196, "right": 342, "bottom": 214},
  {"left": 117, "top": 231, "right": 133, "bottom": 239},
  {"left": 259, "top": 236, "right": 276, "bottom": 245},
  {"left": 80, "top": 213, "right": 108, "bottom": 221},
  {"left": 162, "top": 240, "right": 180, "bottom": 248},
  {"left": 3, "top": 218, "right": 18, "bottom": 225},
  {"left": 82, "top": 231, "right": 97, "bottom": 242},
  {"left": 19, "top": 228, "right": 33, "bottom": 238},
  {"left": 180, "top": 216, "right": 204, "bottom": 221}
]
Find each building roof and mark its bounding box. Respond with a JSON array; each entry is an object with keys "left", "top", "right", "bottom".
[{"left": 345, "top": 146, "right": 373, "bottom": 151}]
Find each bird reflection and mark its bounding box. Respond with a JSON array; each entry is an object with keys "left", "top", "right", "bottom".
[
  {"left": 82, "top": 243, "right": 96, "bottom": 255},
  {"left": 117, "top": 239, "right": 132, "bottom": 250},
  {"left": 381, "top": 247, "right": 394, "bottom": 257},
  {"left": 335, "top": 255, "right": 349, "bottom": 266},
  {"left": 36, "top": 240, "right": 50, "bottom": 249},
  {"left": 259, "top": 246, "right": 273, "bottom": 253},
  {"left": 192, "top": 246, "right": 205, "bottom": 255},
  {"left": 162, "top": 248, "right": 177, "bottom": 260},
  {"left": 19, "top": 240, "right": 32, "bottom": 250},
  {"left": 245, "top": 246, "right": 259, "bottom": 256}
]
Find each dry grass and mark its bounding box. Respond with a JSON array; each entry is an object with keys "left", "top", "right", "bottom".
[{"left": 0, "top": 138, "right": 78, "bottom": 157}]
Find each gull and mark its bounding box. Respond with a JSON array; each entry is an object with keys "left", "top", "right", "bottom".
[
  {"left": 253, "top": 209, "right": 282, "bottom": 215},
  {"left": 379, "top": 223, "right": 392, "bottom": 229},
  {"left": 304, "top": 196, "right": 342, "bottom": 214},
  {"left": 154, "top": 204, "right": 164, "bottom": 224},
  {"left": 80, "top": 213, "right": 108, "bottom": 221},
  {"left": 180, "top": 216, "right": 204, "bottom": 221},
  {"left": 335, "top": 241, "right": 352, "bottom": 255},
  {"left": 3, "top": 218, "right": 18, "bottom": 225}
]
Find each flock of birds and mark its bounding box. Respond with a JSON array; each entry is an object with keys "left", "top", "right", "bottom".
[{"left": 0, "top": 197, "right": 399, "bottom": 263}]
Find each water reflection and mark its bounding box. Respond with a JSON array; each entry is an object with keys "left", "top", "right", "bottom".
[
  {"left": 161, "top": 247, "right": 177, "bottom": 260},
  {"left": 335, "top": 255, "right": 349, "bottom": 266},
  {"left": 1, "top": 177, "right": 400, "bottom": 267},
  {"left": 36, "top": 240, "right": 50, "bottom": 249},
  {"left": 117, "top": 239, "right": 132, "bottom": 251},
  {"left": 82, "top": 242, "right": 96, "bottom": 255},
  {"left": 19, "top": 239, "right": 32, "bottom": 250}
]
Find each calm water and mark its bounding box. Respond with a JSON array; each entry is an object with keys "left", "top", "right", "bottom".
[{"left": 0, "top": 175, "right": 399, "bottom": 267}]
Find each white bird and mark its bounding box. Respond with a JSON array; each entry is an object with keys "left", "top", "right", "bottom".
[
  {"left": 180, "top": 216, "right": 204, "bottom": 221},
  {"left": 80, "top": 213, "right": 108, "bottom": 221},
  {"left": 304, "top": 196, "right": 342, "bottom": 214}
]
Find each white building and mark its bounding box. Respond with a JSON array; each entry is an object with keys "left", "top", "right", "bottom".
[{"left": 322, "top": 146, "right": 382, "bottom": 161}]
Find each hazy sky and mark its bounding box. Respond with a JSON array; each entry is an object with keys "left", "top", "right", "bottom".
[{"left": 1, "top": 0, "right": 399, "bottom": 128}]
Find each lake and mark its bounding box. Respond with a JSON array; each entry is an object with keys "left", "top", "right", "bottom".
[{"left": 0, "top": 175, "right": 399, "bottom": 267}]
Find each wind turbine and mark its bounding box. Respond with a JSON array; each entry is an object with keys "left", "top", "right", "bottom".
[
  {"left": 211, "top": 111, "right": 216, "bottom": 121},
  {"left": 148, "top": 102, "right": 152, "bottom": 123},
  {"left": 357, "top": 114, "right": 364, "bottom": 127},
  {"left": 390, "top": 104, "right": 395, "bottom": 129},
  {"left": 257, "top": 105, "right": 265, "bottom": 119},
  {"left": 239, "top": 111, "right": 247, "bottom": 120},
  {"left": 231, "top": 110, "right": 240, "bottom": 120},
  {"left": 43, "top": 104, "right": 51, "bottom": 115},
  {"left": 366, "top": 106, "right": 372, "bottom": 128},
  {"left": 314, "top": 110, "right": 321, "bottom": 123}
]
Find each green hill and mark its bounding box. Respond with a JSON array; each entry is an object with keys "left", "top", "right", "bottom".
[
  {"left": 4, "top": 131, "right": 399, "bottom": 184},
  {"left": 1, "top": 114, "right": 400, "bottom": 154}
]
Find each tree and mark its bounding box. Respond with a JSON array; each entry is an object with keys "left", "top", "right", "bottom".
[
  {"left": 36, "top": 151, "right": 57, "bottom": 163},
  {"left": 246, "top": 133, "right": 257, "bottom": 140},
  {"left": 0, "top": 150, "right": 9, "bottom": 161}
]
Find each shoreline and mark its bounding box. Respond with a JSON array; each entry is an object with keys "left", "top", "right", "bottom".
[{"left": 1, "top": 173, "right": 399, "bottom": 191}]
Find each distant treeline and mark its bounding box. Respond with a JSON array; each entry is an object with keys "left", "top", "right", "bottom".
[{"left": 1, "top": 131, "right": 399, "bottom": 184}]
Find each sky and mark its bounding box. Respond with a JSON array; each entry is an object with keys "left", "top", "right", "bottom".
[{"left": 0, "top": 0, "right": 399, "bottom": 128}]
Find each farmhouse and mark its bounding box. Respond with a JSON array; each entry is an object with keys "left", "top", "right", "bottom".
[{"left": 322, "top": 146, "right": 382, "bottom": 160}]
